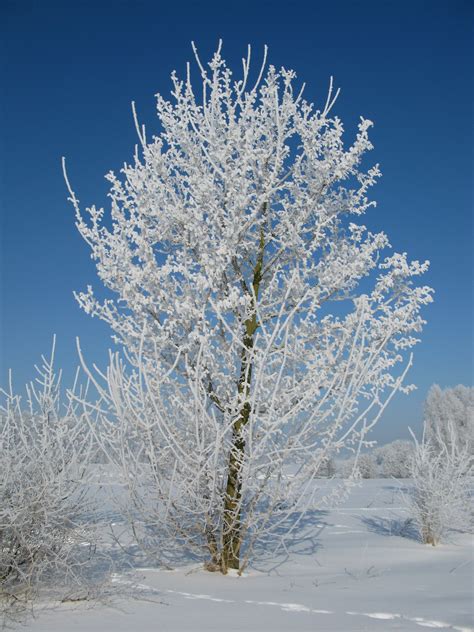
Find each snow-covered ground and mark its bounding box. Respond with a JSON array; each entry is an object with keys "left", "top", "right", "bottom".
[{"left": 22, "top": 480, "right": 473, "bottom": 631}]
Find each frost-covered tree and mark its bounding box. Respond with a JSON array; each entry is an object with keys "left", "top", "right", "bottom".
[
  {"left": 424, "top": 385, "right": 474, "bottom": 454},
  {"left": 377, "top": 440, "right": 413, "bottom": 478},
  {"left": 339, "top": 452, "right": 377, "bottom": 479},
  {"left": 339, "top": 440, "right": 414, "bottom": 479},
  {"left": 65, "top": 43, "right": 432, "bottom": 573},
  {"left": 314, "top": 454, "right": 336, "bottom": 478}
]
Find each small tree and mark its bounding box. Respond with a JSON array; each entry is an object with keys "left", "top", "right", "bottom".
[
  {"left": 424, "top": 384, "right": 474, "bottom": 454},
  {"left": 339, "top": 452, "right": 377, "bottom": 479},
  {"left": 315, "top": 454, "right": 337, "bottom": 478},
  {"left": 65, "top": 43, "right": 432, "bottom": 573},
  {"left": 408, "top": 421, "right": 473, "bottom": 546},
  {"left": 377, "top": 440, "right": 414, "bottom": 478}
]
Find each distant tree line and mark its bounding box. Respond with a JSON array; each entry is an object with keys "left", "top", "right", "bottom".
[{"left": 336, "top": 385, "right": 473, "bottom": 479}]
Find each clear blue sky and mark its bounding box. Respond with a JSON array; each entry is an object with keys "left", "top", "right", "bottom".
[{"left": 1, "top": 0, "right": 472, "bottom": 442}]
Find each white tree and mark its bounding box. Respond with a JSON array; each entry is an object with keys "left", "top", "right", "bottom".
[
  {"left": 65, "top": 42, "right": 433, "bottom": 573},
  {"left": 408, "top": 421, "right": 473, "bottom": 545},
  {"left": 0, "top": 340, "right": 98, "bottom": 611},
  {"left": 424, "top": 384, "right": 474, "bottom": 454},
  {"left": 377, "top": 440, "right": 414, "bottom": 478},
  {"left": 314, "top": 453, "right": 336, "bottom": 478},
  {"left": 339, "top": 452, "right": 378, "bottom": 479}
]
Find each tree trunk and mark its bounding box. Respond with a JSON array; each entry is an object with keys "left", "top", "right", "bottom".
[
  {"left": 221, "top": 224, "right": 265, "bottom": 573},
  {"left": 222, "top": 346, "right": 253, "bottom": 571}
]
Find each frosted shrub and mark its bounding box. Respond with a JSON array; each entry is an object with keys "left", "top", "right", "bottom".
[
  {"left": 0, "top": 340, "right": 97, "bottom": 610},
  {"left": 408, "top": 423, "right": 473, "bottom": 545}
]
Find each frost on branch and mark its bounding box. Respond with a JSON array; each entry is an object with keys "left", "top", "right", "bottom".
[{"left": 66, "top": 42, "right": 433, "bottom": 573}]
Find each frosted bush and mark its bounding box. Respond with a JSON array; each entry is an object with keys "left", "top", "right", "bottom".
[
  {"left": 0, "top": 340, "right": 98, "bottom": 613},
  {"left": 408, "top": 423, "right": 473, "bottom": 545}
]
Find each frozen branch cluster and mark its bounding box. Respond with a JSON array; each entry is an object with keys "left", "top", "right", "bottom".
[
  {"left": 0, "top": 339, "right": 97, "bottom": 608},
  {"left": 66, "top": 43, "right": 433, "bottom": 572}
]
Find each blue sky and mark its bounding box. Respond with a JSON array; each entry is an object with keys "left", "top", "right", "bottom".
[{"left": 1, "top": 0, "right": 472, "bottom": 442}]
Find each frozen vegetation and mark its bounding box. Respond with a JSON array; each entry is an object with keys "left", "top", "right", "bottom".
[
  {"left": 0, "top": 348, "right": 472, "bottom": 630},
  {"left": 1, "top": 44, "right": 472, "bottom": 630},
  {"left": 6, "top": 478, "right": 474, "bottom": 631}
]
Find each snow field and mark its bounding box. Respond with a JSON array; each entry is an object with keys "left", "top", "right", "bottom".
[{"left": 22, "top": 480, "right": 472, "bottom": 631}]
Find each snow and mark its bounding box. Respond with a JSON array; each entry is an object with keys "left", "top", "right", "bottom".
[{"left": 22, "top": 480, "right": 472, "bottom": 631}]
